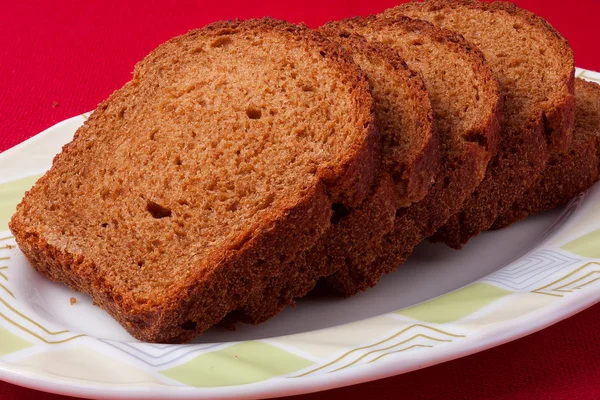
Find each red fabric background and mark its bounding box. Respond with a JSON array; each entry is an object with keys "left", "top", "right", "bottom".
[{"left": 1, "top": 1, "right": 599, "bottom": 398}]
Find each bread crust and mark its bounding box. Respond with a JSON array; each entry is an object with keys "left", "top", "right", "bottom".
[
  {"left": 224, "top": 33, "right": 438, "bottom": 324},
  {"left": 493, "top": 79, "right": 600, "bottom": 229},
  {"left": 9, "top": 18, "right": 379, "bottom": 343},
  {"left": 390, "top": 0, "right": 575, "bottom": 248},
  {"left": 226, "top": 174, "right": 399, "bottom": 324},
  {"left": 319, "top": 16, "right": 502, "bottom": 295}
]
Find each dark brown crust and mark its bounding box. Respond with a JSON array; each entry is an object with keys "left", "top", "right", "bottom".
[
  {"left": 224, "top": 34, "right": 438, "bottom": 325},
  {"left": 9, "top": 18, "right": 379, "bottom": 343},
  {"left": 390, "top": 0, "right": 575, "bottom": 249},
  {"left": 318, "top": 32, "right": 439, "bottom": 206},
  {"left": 493, "top": 79, "right": 600, "bottom": 229},
  {"left": 430, "top": 117, "right": 547, "bottom": 248},
  {"left": 329, "top": 106, "right": 504, "bottom": 294},
  {"left": 319, "top": 15, "right": 502, "bottom": 295},
  {"left": 226, "top": 174, "right": 399, "bottom": 324},
  {"left": 392, "top": 0, "right": 575, "bottom": 153}
]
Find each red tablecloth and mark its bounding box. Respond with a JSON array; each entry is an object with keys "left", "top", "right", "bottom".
[{"left": 1, "top": 1, "right": 599, "bottom": 399}]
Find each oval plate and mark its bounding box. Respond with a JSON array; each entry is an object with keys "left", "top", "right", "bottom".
[{"left": 0, "top": 68, "right": 599, "bottom": 400}]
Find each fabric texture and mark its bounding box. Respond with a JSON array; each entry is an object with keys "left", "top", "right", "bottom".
[{"left": 1, "top": 0, "right": 599, "bottom": 399}]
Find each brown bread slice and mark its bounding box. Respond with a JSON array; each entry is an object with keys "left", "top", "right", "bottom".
[
  {"left": 388, "top": 0, "right": 576, "bottom": 249},
  {"left": 318, "top": 16, "right": 502, "bottom": 295},
  {"left": 493, "top": 79, "right": 600, "bottom": 229},
  {"left": 8, "top": 19, "right": 380, "bottom": 343},
  {"left": 225, "top": 34, "right": 438, "bottom": 325}
]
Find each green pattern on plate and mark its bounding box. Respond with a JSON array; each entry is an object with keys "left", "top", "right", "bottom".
[
  {"left": 396, "top": 283, "right": 511, "bottom": 323},
  {"left": 562, "top": 228, "right": 600, "bottom": 258},
  {"left": 0, "top": 174, "right": 42, "bottom": 231},
  {"left": 0, "top": 325, "right": 33, "bottom": 356},
  {"left": 161, "top": 341, "right": 313, "bottom": 387}
]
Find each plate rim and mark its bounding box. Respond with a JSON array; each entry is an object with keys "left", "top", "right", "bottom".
[{"left": 0, "top": 263, "right": 597, "bottom": 400}]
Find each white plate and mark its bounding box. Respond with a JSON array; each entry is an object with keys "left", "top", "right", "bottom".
[{"left": 0, "top": 68, "right": 599, "bottom": 400}]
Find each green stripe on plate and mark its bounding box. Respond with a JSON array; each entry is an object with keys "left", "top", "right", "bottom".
[
  {"left": 161, "top": 341, "right": 313, "bottom": 387},
  {"left": 396, "top": 283, "right": 511, "bottom": 324},
  {"left": 0, "top": 325, "right": 33, "bottom": 356},
  {"left": 562, "top": 229, "right": 600, "bottom": 258}
]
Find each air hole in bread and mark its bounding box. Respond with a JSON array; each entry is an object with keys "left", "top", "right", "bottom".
[
  {"left": 442, "top": 176, "right": 451, "bottom": 189},
  {"left": 146, "top": 200, "right": 172, "bottom": 219},
  {"left": 256, "top": 193, "right": 275, "bottom": 211},
  {"left": 302, "top": 84, "right": 315, "bottom": 92},
  {"left": 395, "top": 206, "right": 408, "bottom": 218},
  {"left": 227, "top": 201, "right": 240, "bottom": 212},
  {"left": 101, "top": 222, "right": 108, "bottom": 228},
  {"left": 391, "top": 171, "right": 404, "bottom": 185},
  {"left": 246, "top": 107, "right": 262, "bottom": 120},
  {"left": 331, "top": 203, "right": 350, "bottom": 225},
  {"left": 295, "top": 127, "right": 307, "bottom": 138},
  {"left": 137, "top": 261, "right": 144, "bottom": 267},
  {"left": 210, "top": 36, "right": 233, "bottom": 48},
  {"left": 465, "top": 132, "right": 488, "bottom": 147},
  {"left": 181, "top": 320, "right": 197, "bottom": 331}
]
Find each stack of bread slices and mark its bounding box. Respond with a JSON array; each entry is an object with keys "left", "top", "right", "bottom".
[{"left": 9, "top": 0, "right": 600, "bottom": 343}]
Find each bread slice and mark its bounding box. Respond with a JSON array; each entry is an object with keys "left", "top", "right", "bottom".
[
  {"left": 224, "top": 33, "right": 438, "bottom": 324},
  {"left": 8, "top": 19, "right": 380, "bottom": 343},
  {"left": 388, "top": 0, "right": 576, "bottom": 249},
  {"left": 493, "top": 78, "right": 600, "bottom": 229},
  {"left": 317, "top": 16, "right": 502, "bottom": 295}
]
